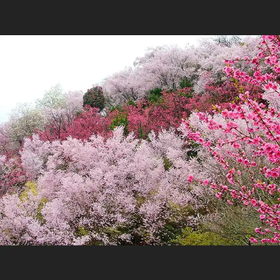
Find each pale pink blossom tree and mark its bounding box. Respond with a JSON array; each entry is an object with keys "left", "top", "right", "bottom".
[
  {"left": 102, "top": 45, "right": 200, "bottom": 105},
  {"left": 0, "top": 127, "right": 210, "bottom": 245},
  {"left": 193, "top": 36, "right": 261, "bottom": 93},
  {"left": 102, "top": 37, "right": 261, "bottom": 105}
]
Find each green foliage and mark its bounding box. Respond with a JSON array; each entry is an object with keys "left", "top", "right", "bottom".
[
  {"left": 83, "top": 86, "right": 105, "bottom": 110},
  {"left": 201, "top": 198, "right": 264, "bottom": 246},
  {"left": 75, "top": 110, "right": 83, "bottom": 118},
  {"left": 109, "top": 104, "right": 123, "bottom": 112},
  {"left": 186, "top": 140, "right": 201, "bottom": 160},
  {"left": 110, "top": 112, "right": 129, "bottom": 135},
  {"left": 159, "top": 222, "right": 185, "bottom": 244},
  {"left": 171, "top": 226, "right": 236, "bottom": 245},
  {"left": 75, "top": 226, "right": 89, "bottom": 237},
  {"left": 35, "top": 197, "right": 48, "bottom": 224},
  {"left": 103, "top": 226, "right": 122, "bottom": 236},
  {"left": 19, "top": 181, "right": 38, "bottom": 202},
  {"left": 138, "top": 123, "right": 144, "bottom": 139},
  {"left": 127, "top": 99, "right": 137, "bottom": 107},
  {"left": 158, "top": 204, "right": 197, "bottom": 244},
  {"left": 147, "top": 88, "right": 164, "bottom": 104},
  {"left": 169, "top": 203, "right": 196, "bottom": 219},
  {"left": 177, "top": 91, "right": 193, "bottom": 98},
  {"left": 18, "top": 182, "right": 48, "bottom": 224},
  {"left": 179, "top": 77, "right": 193, "bottom": 89},
  {"left": 163, "top": 156, "right": 173, "bottom": 171}
]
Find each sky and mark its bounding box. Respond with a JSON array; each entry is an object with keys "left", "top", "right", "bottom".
[{"left": 0, "top": 35, "right": 216, "bottom": 124}]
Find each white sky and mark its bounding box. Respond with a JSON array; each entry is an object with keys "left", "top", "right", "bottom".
[{"left": 0, "top": 35, "right": 215, "bottom": 124}]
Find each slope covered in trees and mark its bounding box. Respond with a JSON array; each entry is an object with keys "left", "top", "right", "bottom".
[{"left": 1, "top": 35, "right": 280, "bottom": 245}]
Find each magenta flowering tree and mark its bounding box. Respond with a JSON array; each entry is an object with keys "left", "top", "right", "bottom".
[
  {"left": 126, "top": 89, "right": 191, "bottom": 138},
  {"left": 62, "top": 106, "right": 111, "bottom": 140},
  {"left": 0, "top": 155, "right": 27, "bottom": 197},
  {"left": 180, "top": 35, "right": 280, "bottom": 244},
  {"left": 38, "top": 106, "right": 111, "bottom": 142}
]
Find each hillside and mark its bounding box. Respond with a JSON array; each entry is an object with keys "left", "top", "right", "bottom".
[{"left": 1, "top": 35, "right": 280, "bottom": 245}]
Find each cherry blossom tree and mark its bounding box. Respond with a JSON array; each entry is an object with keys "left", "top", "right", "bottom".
[
  {"left": 0, "top": 127, "right": 213, "bottom": 245},
  {"left": 102, "top": 37, "right": 261, "bottom": 105},
  {"left": 193, "top": 36, "right": 261, "bottom": 93},
  {"left": 7, "top": 103, "right": 46, "bottom": 147},
  {"left": 35, "top": 83, "right": 65, "bottom": 109},
  {"left": 37, "top": 90, "right": 84, "bottom": 141},
  {"left": 133, "top": 45, "right": 199, "bottom": 90},
  {"left": 102, "top": 67, "right": 148, "bottom": 105},
  {"left": 62, "top": 106, "right": 111, "bottom": 140},
  {"left": 102, "top": 45, "right": 200, "bottom": 105}
]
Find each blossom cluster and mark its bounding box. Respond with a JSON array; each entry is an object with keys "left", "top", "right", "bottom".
[
  {"left": 180, "top": 35, "right": 280, "bottom": 244},
  {"left": 0, "top": 127, "right": 210, "bottom": 245}
]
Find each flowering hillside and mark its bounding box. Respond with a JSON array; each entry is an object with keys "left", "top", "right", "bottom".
[{"left": 1, "top": 35, "right": 280, "bottom": 245}]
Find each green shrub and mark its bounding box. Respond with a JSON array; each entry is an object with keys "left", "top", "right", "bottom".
[
  {"left": 110, "top": 112, "right": 129, "bottom": 135},
  {"left": 171, "top": 227, "right": 236, "bottom": 246},
  {"left": 147, "top": 88, "right": 164, "bottom": 104},
  {"left": 127, "top": 99, "right": 137, "bottom": 107},
  {"left": 109, "top": 104, "right": 123, "bottom": 112},
  {"left": 163, "top": 156, "right": 173, "bottom": 171},
  {"left": 138, "top": 123, "right": 144, "bottom": 139},
  {"left": 179, "top": 77, "right": 193, "bottom": 89}
]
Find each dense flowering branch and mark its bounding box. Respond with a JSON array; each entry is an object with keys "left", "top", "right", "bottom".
[{"left": 180, "top": 35, "right": 280, "bottom": 244}]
